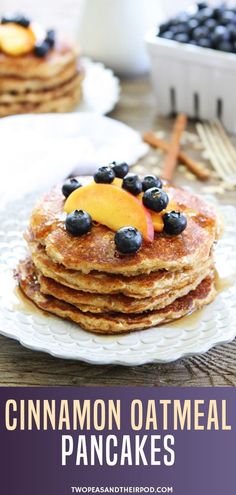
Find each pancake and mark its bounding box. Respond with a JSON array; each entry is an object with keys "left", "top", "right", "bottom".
[
  {"left": 0, "top": 72, "right": 83, "bottom": 104},
  {"left": 0, "top": 31, "right": 83, "bottom": 116},
  {"left": 0, "top": 61, "right": 78, "bottom": 93},
  {"left": 29, "top": 240, "right": 213, "bottom": 298},
  {"left": 17, "top": 258, "right": 216, "bottom": 334},
  {"left": 38, "top": 265, "right": 213, "bottom": 313},
  {"left": 0, "top": 86, "right": 82, "bottom": 116},
  {"left": 0, "top": 39, "right": 78, "bottom": 79},
  {"left": 29, "top": 178, "right": 219, "bottom": 275}
]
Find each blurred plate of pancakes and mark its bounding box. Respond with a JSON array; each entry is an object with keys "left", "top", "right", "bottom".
[
  {"left": 0, "top": 182, "right": 236, "bottom": 365},
  {"left": 0, "top": 12, "right": 120, "bottom": 117}
]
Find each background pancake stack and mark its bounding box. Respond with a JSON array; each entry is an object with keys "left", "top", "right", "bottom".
[
  {"left": 17, "top": 180, "right": 221, "bottom": 335},
  {"left": 0, "top": 17, "right": 83, "bottom": 116}
]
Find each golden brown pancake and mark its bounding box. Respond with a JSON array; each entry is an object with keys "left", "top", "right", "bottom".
[
  {"left": 0, "top": 72, "right": 83, "bottom": 103},
  {"left": 17, "top": 258, "right": 216, "bottom": 334},
  {"left": 29, "top": 240, "right": 213, "bottom": 298},
  {"left": 29, "top": 179, "right": 219, "bottom": 275},
  {"left": 0, "top": 86, "right": 82, "bottom": 116},
  {"left": 0, "top": 38, "right": 83, "bottom": 116},
  {"left": 38, "top": 265, "right": 213, "bottom": 313},
  {"left": 0, "top": 39, "right": 78, "bottom": 79},
  {"left": 0, "top": 60, "right": 78, "bottom": 93}
]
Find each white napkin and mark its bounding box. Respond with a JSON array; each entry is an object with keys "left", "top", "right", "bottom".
[{"left": 0, "top": 112, "right": 148, "bottom": 208}]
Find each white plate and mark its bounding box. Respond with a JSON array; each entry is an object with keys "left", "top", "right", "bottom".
[
  {"left": 0, "top": 194, "right": 236, "bottom": 365},
  {"left": 78, "top": 57, "right": 120, "bottom": 115}
]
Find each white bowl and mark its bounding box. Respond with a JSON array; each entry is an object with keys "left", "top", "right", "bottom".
[{"left": 145, "top": 28, "right": 236, "bottom": 133}]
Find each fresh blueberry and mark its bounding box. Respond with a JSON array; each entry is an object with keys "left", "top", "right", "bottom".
[
  {"left": 163, "top": 211, "right": 187, "bottom": 236},
  {"left": 174, "top": 33, "right": 189, "bottom": 43},
  {"left": 142, "top": 187, "right": 169, "bottom": 212},
  {"left": 196, "top": 8, "right": 214, "bottom": 24},
  {"left": 218, "top": 40, "right": 234, "bottom": 52},
  {"left": 62, "top": 178, "right": 82, "bottom": 198},
  {"left": 122, "top": 173, "right": 143, "bottom": 195},
  {"left": 159, "top": 22, "right": 171, "bottom": 34},
  {"left": 65, "top": 210, "right": 92, "bottom": 236},
  {"left": 94, "top": 166, "right": 115, "bottom": 184},
  {"left": 213, "top": 7, "right": 225, "bottom": 21},
  {"left": 110, "top": 161, "right": 129, "bottom": 178},
  {"left": 197, "top": 2, "right": 208, "bottom": 10},
  {"left": 45, "top": 29, "right": 56, "bottom": 48},
  {"left": 198, "top": 38, "right": 212, "bottom": 48},
  {"left": 188, "top": 19, "right": 200, "bottom": 32},
  {"left": 204, "top": 18, "right": 217, "bottom": 31},
  {"left": 220, "top": 10, "right": 236, "bottom": 25},
  {"left": 34, "top": 40, "right": 50, "bottom": 57},
  {"left": 114, "top": 227, "right": 142, "bottom": 254},
  {"left": 142, "top": 175, "right": 163, "bottom": 191},
  {"left": 228, "top": 24, "right": 236, "bottom": 42},
  {"left": 160, "top": 31, "right": 174, "bottom": 40},
  {"left": 211, "top": 25, "right": 230, "bottom": 46},
  {"left": 192, "top": 26, "right": 209, "bottom": 41},
  {"left": 1, "top": 12, "right": 30, "bottom": 27}
]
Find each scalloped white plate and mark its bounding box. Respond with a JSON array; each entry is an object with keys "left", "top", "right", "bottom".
[{"left": 0, "top": 193, "right": 236, "bottom": 365}]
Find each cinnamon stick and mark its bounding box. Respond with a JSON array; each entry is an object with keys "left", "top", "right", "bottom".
[
  {"left": 143, "top": 131, "right": 210, "bottom": 181},
  {"left": 161, "top": 114, "right": 187, "bottom": 182}
]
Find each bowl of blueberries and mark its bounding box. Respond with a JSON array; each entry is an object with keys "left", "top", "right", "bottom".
[{"left": 145, "top": 2, "right": 236, "bottom": 132}]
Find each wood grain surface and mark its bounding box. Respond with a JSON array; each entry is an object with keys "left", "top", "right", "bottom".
[{"left": 1, "top": 77, "right": 236, "bottom": 387}]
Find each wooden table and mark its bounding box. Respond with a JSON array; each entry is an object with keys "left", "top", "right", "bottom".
[{"left": 1, "top": 78, "right": 236, "bottom": 387}]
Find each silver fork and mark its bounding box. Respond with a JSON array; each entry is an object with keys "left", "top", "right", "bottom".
[{"left": 196, "top": 120, "right": 236, "bottom": 186}]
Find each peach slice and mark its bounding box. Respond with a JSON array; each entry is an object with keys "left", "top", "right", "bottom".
[
  {"left": 0, "top": 24, "right": 36, "bottom": 56},
  {"left": 111, "top": 177, "right": 177, "bottom": 233},
  {"left": 64, "top": 182, "right": 154, "bottom": 242}
]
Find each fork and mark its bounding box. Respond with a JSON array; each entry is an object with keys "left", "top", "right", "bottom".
[{"left": 196, "top": 120, "right": 236, "bottom": 186}]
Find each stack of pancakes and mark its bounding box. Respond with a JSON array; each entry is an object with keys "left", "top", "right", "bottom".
[
  {"left": 17, "top": 179, "right": 221, "bottom": 334},
  {"left": 0, "top": 37, "right": 83, "bottom": 116}
]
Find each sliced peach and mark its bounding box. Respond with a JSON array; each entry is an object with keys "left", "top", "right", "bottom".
[
  {"left": 0, "top": 24, "right": 36, "bottom": 56},
  {"left": 111, "top": 178, "right": 177, "bottom": 233},
  {"left": 64, "top": 182, "right": 154, "bottom": 242}
]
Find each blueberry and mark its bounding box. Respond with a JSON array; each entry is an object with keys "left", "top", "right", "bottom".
[
  {"left": 142, "top": 188, "right": 169, "bottom": 212},
  {"left": 163, "top": 211, "right": 187, "bottom": 236},
  {"left": 227, "top": 24, "right": 236, "bottom": 42},
  {"left": 172, "top": 23, "right": 189, "bottom": 34},
  {"left": 197, "top": 2, "right": 208, "bottom": 10},
  {"left": 198, "top": 38, "right": 212, "bottom": 48},
  {"left": 188, "top": 19, "right": 200, "bottom": 32},
  {"left": 204, "top": 18, "right": 217, "bottom": 31},
  {"left": 65, "top": 210, "right": 92, "bottom": 236},
  {"left": 94, "top": 166, "right": 115, "bottom": 184},
  {"left": 159, "top": 22, "right": 171, "bottom": 34},
  {"left": 1, "top": 12, "right": 30, "bottom": 27},
  {"left": 192, "top": 26, "right": 209, "bottom": 41},
  {"left": 174, "top": 33, "right": 189, "bottom": 43},
  {"left": 196, "top": 8, "right": 214, "bottom": 24},
  {"left": 34, "top": 40, "right": 50, "bottom": 57},
  {"left": 212, "top": 25, "right": 230, "bottom": 46},
  {"left": 62, "top": 178, "right": 81, "bottom": 198},
  {"left": 160, "top": 31, "right": 174, "bottom": 40},
  {"left": 45, "top": 29, "right": 56, "bottom": 48},
  {"left": 220, "top": 10, "right": 236, "bottom": 25},
  {"left": 114, "top": 227, "right": 142, "bottom": 254},
  {"left": 142, "top": 175, "right": 163, "bottom": 191},
  {"left": 122, "top": 173, "right": 142, "bottom": 195},
  {"left": 110, "top": 161, "right": 129, "bottom": 178},
  {"left": 218, "top": 40, "right": 234, "bottom": 52}
]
